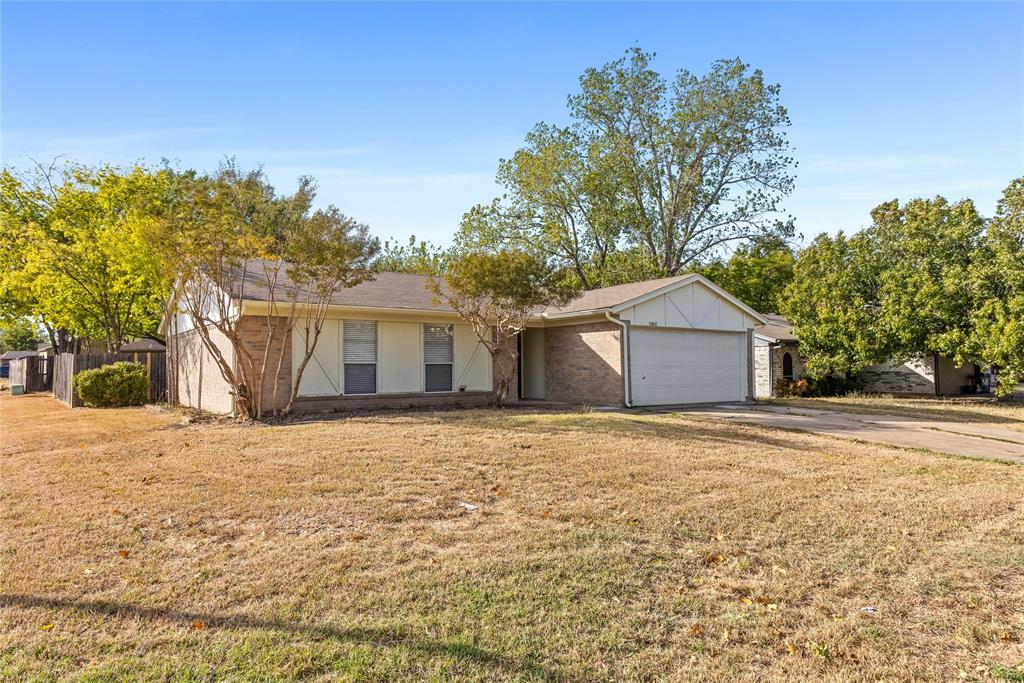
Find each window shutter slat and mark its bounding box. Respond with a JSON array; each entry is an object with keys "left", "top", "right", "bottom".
[
  {"left": 424, "top": 324, "right": 454, "bottom": 392},
  {"left": 344, "top": 364, "right": 376, "bottom": 395},
  {"left": 344, "top": 321, "right": 377, "bottom": 363},
  {"left": 343, "top": 320, "right": 377, "bottom": 394},
  {"left": 425, "top": 364, "right": 453, "bottom": 393},
  {"left": 423, "top": 324, "right": 453, "bottom": 363}
]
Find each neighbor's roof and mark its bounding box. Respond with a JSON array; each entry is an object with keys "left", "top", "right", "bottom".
[
  {"left": 231, "top": 262, "right": 456, "bottom": 313},
  {"left": 0, "top": 350, "right": 38, "bottom": 361},
  {"left": 543, "top": 274, "right": 693, "bottom": 316},
  {"left": 120, "top": 338, "right": 167, "bottom": 352},
  {"left": 756, "top": 314, "right": 797, "bottom": 342}
]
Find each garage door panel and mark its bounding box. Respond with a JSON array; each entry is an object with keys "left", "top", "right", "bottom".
[{"left": 630, "top": 328, "right": 744, "bottom": 406}]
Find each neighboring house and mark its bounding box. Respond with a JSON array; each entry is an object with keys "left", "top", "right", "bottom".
[
  {"left": 162, "top": 267, "right": 766, "bottom": 415},
  {"left": 120, "top": 338, "right": 167, "bottom": 353},
  {"left": 753, "top": 315, "right": 985, "bottom": 397},
  {"left": 0, "top": 350, "right": 38, "bottom": 379},
  {"left": 753, "top": 314, "right": 805, "bottom": 398}
]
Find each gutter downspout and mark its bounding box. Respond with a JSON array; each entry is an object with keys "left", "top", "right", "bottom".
[{"left": 605, "top": 310, "right": 633, "bottom": 408}]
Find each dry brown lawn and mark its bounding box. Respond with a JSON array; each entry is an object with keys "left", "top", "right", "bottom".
[
  {"left": 764, "top": 395, "right": 1024, "bottom": 433},
  {"left": 2, "top": 393, "right": 1024, "bottom": 682}
]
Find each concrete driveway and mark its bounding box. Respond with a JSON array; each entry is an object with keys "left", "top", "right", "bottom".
[{"left": 675, "top": 404, "right": 1024, "bottom": 463}]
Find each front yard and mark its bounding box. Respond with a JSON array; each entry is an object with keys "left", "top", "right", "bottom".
[{"left": 2, "top": 394, "right": 1023, "bottom": 681}]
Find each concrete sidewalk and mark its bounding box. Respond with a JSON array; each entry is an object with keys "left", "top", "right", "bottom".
[{"left": 674, "top": 404, "right": 1024, "bottom": 463}]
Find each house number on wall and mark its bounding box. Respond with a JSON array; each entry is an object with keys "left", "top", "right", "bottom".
[{"left": 648, "top": 322, "right": 659, "bottom": 326}]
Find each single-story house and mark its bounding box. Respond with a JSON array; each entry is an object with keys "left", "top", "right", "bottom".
[
  {"left": 753, "top": 315, "right": 985, "bottom": 397},
  {"left": 163, "top": 267, "right": 766, "bottom": 415}
]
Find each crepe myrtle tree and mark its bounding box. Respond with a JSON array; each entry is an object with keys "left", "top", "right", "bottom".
[
  {"left": 430, "top": 250, "right": 575, "bottom": 406},
  {"left": 156, "top": 162, "right": 378, "bottom": 419}
]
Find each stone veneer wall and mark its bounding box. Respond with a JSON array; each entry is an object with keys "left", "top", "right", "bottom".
[
  {"left": 754, "top": 343, "right": 772, "bottom": 398},
  {"left": 754, "top": 340, "right": 806, "bottom": 398},
  {"left": 544, "top": 321, "right": 624, "bottom": 406}
]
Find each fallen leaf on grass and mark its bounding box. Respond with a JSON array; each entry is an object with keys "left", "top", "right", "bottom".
[
  {"left": 689, "top": 623, "right": 704, "bottom": 637},
  {"left": 786, "top": 642, "right": 798, "bottom": 655},
  {"left": 190, "top": 620, "right": 205, "bottom": 630},
  {"left": 40, "top": 624, "right": 54, "bottom": 631},
  {"left": 117, "top": 549, "right": 129, "bottom": 559}
]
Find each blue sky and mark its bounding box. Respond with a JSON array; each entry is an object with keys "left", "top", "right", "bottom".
[{"left": 2, "top": 2, "right": 1022, "bottom": 249}]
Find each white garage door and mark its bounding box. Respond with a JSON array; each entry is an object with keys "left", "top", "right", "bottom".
[{"left": 630, "top": 328, "right": 746, "bottom": 406}]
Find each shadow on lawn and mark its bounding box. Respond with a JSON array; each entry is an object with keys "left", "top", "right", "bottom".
[{"left": 2, "top": 593, "right": 561, "bottom": 680}]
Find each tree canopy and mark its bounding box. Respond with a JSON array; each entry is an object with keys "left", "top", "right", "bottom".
[
  {"left": 153, "top": 162, "right": 379, "bottom": 418},
  {"left": 699, "top": 236, "right": 796, "bottom": 313},
  {"left": 966, "top": 179, "right": 1024, "bottom": 395},
  {"left": 0, "top": 162, "right": 170, "bottom": 352},
  {"left": 782, "top": 185, "right": 1023, "bottom": 396},
  {"left": 459, "top": 49, "right": 795, "bottom": 290},
  {"left": 431, "top": 250, "right": 574, "bottom": 405}
]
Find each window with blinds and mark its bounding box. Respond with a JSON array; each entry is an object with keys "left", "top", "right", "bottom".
[
  {"left": 423, "top": 324, "right": 454, "bottom": 392},
  {"left": 343, "top": 320, "right": 377, "bottom": 394}
]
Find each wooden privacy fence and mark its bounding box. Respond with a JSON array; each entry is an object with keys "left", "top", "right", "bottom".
[
  {"left": 53, "top": 351, "right": 167, "bottom": 407},
  {"left": 9, "top": 355, "right": 52, "bottom": 393}
]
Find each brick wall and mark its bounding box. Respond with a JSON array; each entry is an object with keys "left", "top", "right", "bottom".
[
  {"left": 858, "top": 357, "right": 936, "bottom": 395},
  {"left": 236, "top": 315, "right": 293, "bottom": 413},
  {"left": 544, "top": 321, "right": 623, "bottom": 405}
]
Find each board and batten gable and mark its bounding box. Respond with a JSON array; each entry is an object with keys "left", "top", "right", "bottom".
[
  {"left": 616, "top": 279, "right": 760, "bottom": 331},
  {"left": 292, "top": 318, "right": 492, "bottom": 397}
]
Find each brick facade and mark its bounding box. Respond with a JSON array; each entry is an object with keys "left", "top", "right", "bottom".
[
  {"left": 543, "top": 321, "right": 624, "bottom": 405},
  {"left": 236, "top": 315, "right": 293, "bottom": 413},
  {"left": 858, "top": 357, "right": 936, "bottom": 395}
]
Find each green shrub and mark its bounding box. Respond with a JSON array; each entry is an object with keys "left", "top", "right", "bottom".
[
  {"left": 805, "top": 374, "right": 859, "bottom": 397},
  {"left": 776, "top": 375, "right": 858, "bottom": 398},
  {"left": 74, "top": 362, "right": 149, "bottom": 408}
]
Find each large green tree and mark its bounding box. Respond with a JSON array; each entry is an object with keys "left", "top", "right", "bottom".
[
  {"left": 460, "top": 49, "right": 795, "bottom": 290},
  {"left": 699, "top": 236, "right": 795, "bottom": 313},
  {"left": 0, "top": 162, "right": 169, "bottom": 352},
  {"left": 0, "top": 318, "right": 44, "bottom": 352},
  {"left": 967, "top": 179, "right": 1024, "bottom": 397},
  {"left": 783, "top": 195, "right": 987, "bottom": 381}
]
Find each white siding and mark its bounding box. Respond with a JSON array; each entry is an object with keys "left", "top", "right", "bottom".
[
  {"left": 293, "top": 321, "right": 342, "bottom": 396},
  {"left": 379, "top": 322, "right": 422, "bottom": 393},
  {"left": 454, "top": 324, "right": 491, "bottom": 391},
  {"left": 618, "top": 281, "right": 759, "bottom": 331}
]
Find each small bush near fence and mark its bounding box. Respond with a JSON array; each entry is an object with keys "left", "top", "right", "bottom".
[{"left": 73, "top": 362, "right": 149, "bottom": 408}]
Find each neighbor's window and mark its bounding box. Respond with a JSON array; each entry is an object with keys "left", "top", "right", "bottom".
[
  {"left": 423, "top": 324, "right": 454, "bottom": 392},
  {"left": 343, "top": 320, "right": 377, "bottom": 394},
  {"left": 782, "top": 352, "right": 794, "bottom": 380}
]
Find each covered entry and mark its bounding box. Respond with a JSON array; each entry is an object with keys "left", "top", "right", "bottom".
[{"left": 629, "top": 328, "right": 747, "bottom": 406}]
